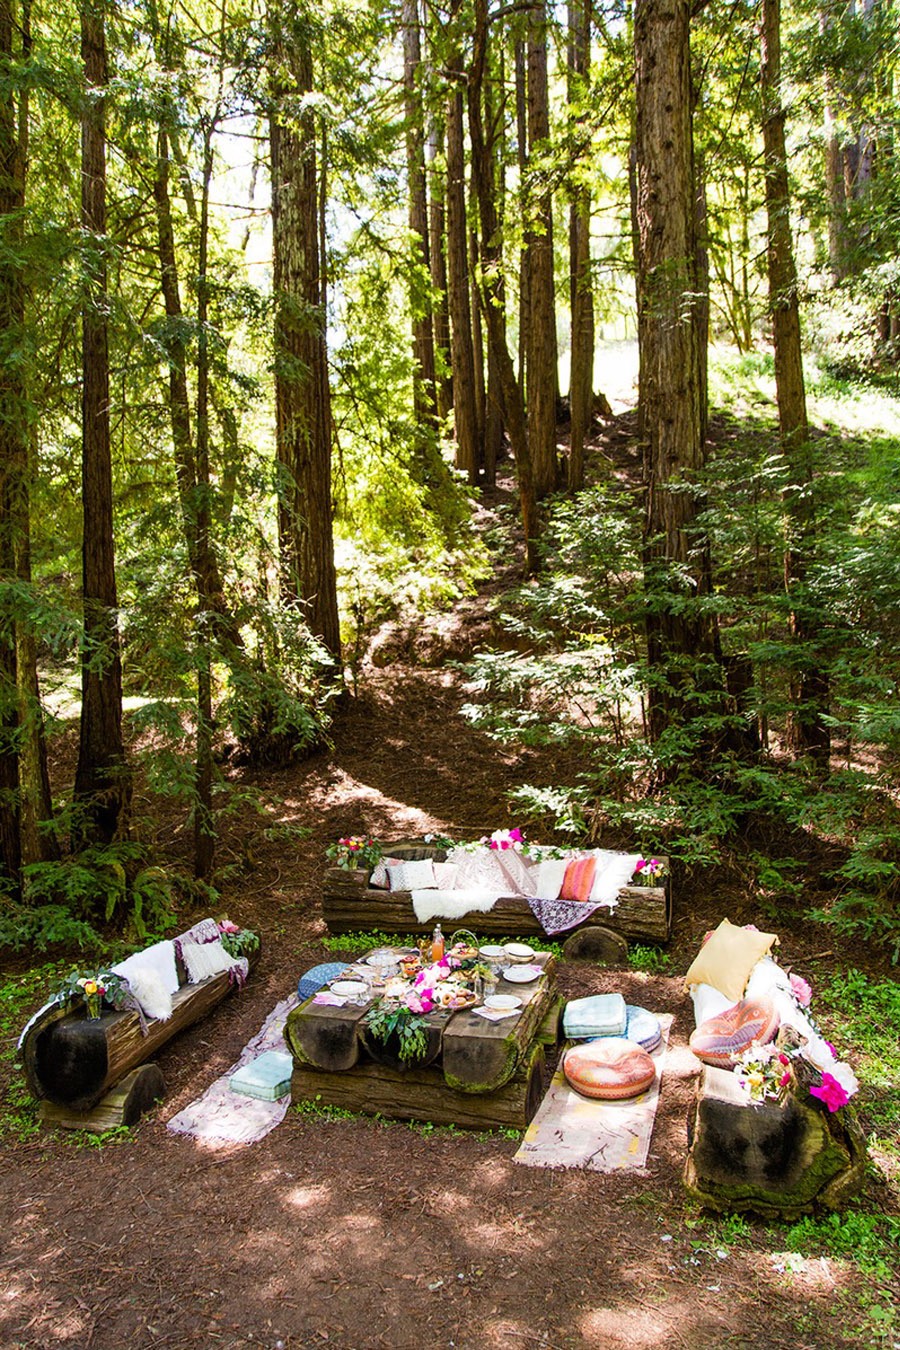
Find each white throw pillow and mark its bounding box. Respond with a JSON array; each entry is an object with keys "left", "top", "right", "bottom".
[
  {"left": 432, "top": 861, "right": 459, "bottom": 889},
  {"left": 533, "top": 858, "right": 568, "bottom": 900},
  {"left": 124, "top": 968, "right": 173, "bottom": 1021},
  {"left": 385, "top": 858, "right": 437, "bottom": 891},
  {"left": 181, "top": 937, "right": 235, "bottom": 984}
]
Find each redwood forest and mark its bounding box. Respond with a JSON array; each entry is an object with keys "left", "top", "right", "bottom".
[{"left": 1, "top": 0, "right": 899, "bottom": 1344}]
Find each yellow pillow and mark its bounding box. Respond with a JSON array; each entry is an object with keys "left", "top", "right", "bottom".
[{"left": 683, "top": 919, "right": 778, "bottom": 1002}]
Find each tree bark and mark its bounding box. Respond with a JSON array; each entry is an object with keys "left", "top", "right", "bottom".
[
  {"left": 525, "top": 0, "right": 559, "bottom": 498},
  {"left": 633, "top": 0, "right": 721, "bottom": 750},
  {"left": 468, "top": 0, "right": 540, "bottom": 573},
  {"left": 446, "top": 18, "right": 479, "bottom": 485},
  {"left": 567, "top": 0, "right": 594, "bottom": 493},
  {"left": 761, "top": 0, "right": 830, "bottom": 765},
  {"left": 403, "top": 0, "right": 437, "bottom": 426},
  {"left": 74, "top": 0, "right": 129, "bottom": 844},
  {"left": 427, "top": 120, "right": 453, "bottom": 424},
  {"left": 270, "top": 7, "right": 341, "bottom": 664}
]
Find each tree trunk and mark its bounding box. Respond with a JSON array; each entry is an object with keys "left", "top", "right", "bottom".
[
  {"left": 446, "top": 24, "right": 479, "bottom": 485},
  {"left": 270, "top": 7, "right": 341, "bottom": 664},
  {"left": 525, "top": 0, "right": 558, "bottom": 498},
  {"left": 468, "top": 0, "right": 540, "bottom": 574},
  {"left": 0, "top": 0, "right": 52, "bottom": 885},
  {"left": 633, "top": 0, "right": 721, "bottom": 751},
  {"left": 761, "top": 0, "right": 830, "bottom": 766},
  {"left": 567, "top": 0, "right": 594, "bottom": 493},
  {"left": 74, "top": 0, "right": 129, "bottom": 845},
  {"left": 427, "top": 120, "right": 453, "bottom": 424},
  {"left": 403, "top": 0, "right": 437, "bottom": 426}
]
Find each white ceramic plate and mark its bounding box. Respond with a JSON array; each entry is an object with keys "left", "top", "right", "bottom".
[
  {"left": 502, "top": 964, "right": 542, "bottom": 984},
  {"left": 484, "top": 994, "right": 522, "bottom": 1011},
  {"left": 479, "top": 945, "right": 506, "bottom": 960},
  {"left": 330, "top": 980, "right": 368, "bottom": 997},
  {"left": 503, "top": 942, "right": 536, "bottom": 960}
]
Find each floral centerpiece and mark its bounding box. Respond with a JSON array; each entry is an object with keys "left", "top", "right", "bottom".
[
  {"left": 734, "top": 1043, "right": 795, "bottom": 1104},
  {"left": 634, "top": 856, "right": 667, "bottom": 885},
  {"left": 363, "top": 941, "right": 488, "bottom": 1065},
  {"left": 325, "top": 836, "right": 383, "bottom": 871},
  {"left": 56, "top": 968, "right": 129, "bottom": 1020},
  {"left": 731, "top": 969, "right": 859, "bottom": 1116}
]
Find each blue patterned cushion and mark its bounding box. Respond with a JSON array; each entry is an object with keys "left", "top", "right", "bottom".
[
  {"left": 625, "top": 1004, "right": 662, "bottom": 1052},
  {"left": 298, "top": 963, "right": 346, "bottom": 1002}
]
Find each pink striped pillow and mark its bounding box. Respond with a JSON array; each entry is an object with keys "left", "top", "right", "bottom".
[{"left": 560, "top": 856, "right": 597, "bottom": 903}]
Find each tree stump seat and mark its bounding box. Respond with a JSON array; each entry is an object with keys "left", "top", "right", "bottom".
[
  {"left": 321, "top": 841, "right": 672, "bottom": 945},
  {"left": 19, "top": 938, "right": 260, "bottom": 1119},
  {"left": 683, "top": 962, "right": 867, "bottom": 1217}
]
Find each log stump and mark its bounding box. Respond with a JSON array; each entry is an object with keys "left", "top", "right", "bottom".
[
  {"left": 39, "top": 1063, "right": 165, "bottom": 1133},
  {"left": 562, "top": 926, "right": 629, "bottom": 965},
  {"left": 684, "top": 1065, "right": 867, "bottom": 1218}
]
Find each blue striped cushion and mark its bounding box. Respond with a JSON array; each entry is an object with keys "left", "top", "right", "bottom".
[{"left": 297, "top": 963, "right": 346, "bottom": 1002}]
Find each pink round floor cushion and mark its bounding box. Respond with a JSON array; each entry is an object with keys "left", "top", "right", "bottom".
[
  {"left": 563, "top": 1038, "right": 656, "bottom": 1100},
  {"left": 689, "top": 996, "right": 780, "bottom": 1068}
]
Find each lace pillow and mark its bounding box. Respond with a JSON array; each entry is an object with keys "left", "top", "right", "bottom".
[
  {"left": 181, "top": 937, "right": 235, "bottom": 984},
  {"left": 385, "top": 858, "right": 437, "bottom": 892},
  {"left": 369, "top": 857, "right": 404, "bottom": 889}
]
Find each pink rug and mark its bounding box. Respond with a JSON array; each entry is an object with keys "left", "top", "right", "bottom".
[{"left": 166, "top": 994, "right": 298, "bottom": 1147}]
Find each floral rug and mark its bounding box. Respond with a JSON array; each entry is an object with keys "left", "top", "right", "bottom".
[
  {"left": 165, "top": 993, "right": 298, "bottom": 1147},
  {"left": 513, "top": 1015, "right": 673, "bottom": 1173}
]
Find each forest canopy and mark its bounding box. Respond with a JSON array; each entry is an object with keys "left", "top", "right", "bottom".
[{"left": 0, "top": 0, "right": 898, "bottom": 959}]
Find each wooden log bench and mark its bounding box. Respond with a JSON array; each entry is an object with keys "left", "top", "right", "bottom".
[
  {"left": 285, "top": 949, "right": 562, "bottom": 1130},
  {"left": 19, "top": 933, "right": 260, "bottom": 1131},
  {"left": 322, "top": 842, "right": 672, "bottom": 946}
]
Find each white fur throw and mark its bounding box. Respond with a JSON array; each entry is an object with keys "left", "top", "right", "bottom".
[
  {"left": 412, "top": 888, "right": 502, "bottom": 923},
  {"left": 113, "top": 940, "right": 180, "bottom": 997},
  {"left": 181, "top": 937, "right": 236, "bottom": 984},
  {"left": 122, "top": 967, "right": 173, "bottom": 1021}
]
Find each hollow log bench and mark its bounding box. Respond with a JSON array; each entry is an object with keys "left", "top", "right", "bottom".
[
  {"left": 19, "top": 937, "right": 260, "bottom": 1132},
  {"left": 285, "top": 949, "right": 561, "bottom": 1130},
  {"left": 684, "top": 1062, "right": 867, "bottom": 1219},
  {"left": 682, "top": 943, "right": 867, "bottom": 1218},
  {"left": 322, "top": 842, "right": 672, "bottom": 947}
]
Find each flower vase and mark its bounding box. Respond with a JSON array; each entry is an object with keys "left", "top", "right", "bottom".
[{"left": 85, "top": 993, "right": 102, "bottom": 1020}]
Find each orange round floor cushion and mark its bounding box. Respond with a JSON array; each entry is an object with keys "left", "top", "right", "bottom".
[
  {"left": 563, "top": 1038, "right": 656, "bottom": 1100},
  {"left": 689, "top": 996, "right": 779, "bottom": 1068}
]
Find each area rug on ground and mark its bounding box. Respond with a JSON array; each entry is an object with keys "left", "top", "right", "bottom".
[
  {"left": 166, "top": 993, "right": 299, "bottom": 1146},
  {"left": 513, "top": 1014, "right": 673, "bottom": 1172}
]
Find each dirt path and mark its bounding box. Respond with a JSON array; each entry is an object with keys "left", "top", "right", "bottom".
[{"left": 0, "top": 596, "right": 886, "bottom": 1350}]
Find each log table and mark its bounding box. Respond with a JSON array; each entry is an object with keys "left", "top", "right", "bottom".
[{"left": 285, "top": 950, "right": 561, "bottom": 1130}]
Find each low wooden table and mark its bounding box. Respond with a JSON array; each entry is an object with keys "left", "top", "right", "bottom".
[{"left": 284, "top": 951, "right": 561, "bottom": 1130}]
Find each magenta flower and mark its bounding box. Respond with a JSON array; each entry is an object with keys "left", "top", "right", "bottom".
[
  {"left": 218, "top": 920, "right": 240, "bottom": 934},
  {"left": 809, "top": 1072, "right": 850, "bottom": 1113},
  {"left": 789, "top": 973, "right": 812, "bottom": 1006}
]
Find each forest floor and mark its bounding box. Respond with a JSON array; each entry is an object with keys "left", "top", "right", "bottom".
[{"left": 2, "top": 433, "right": 898, "bottom": 1350}]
